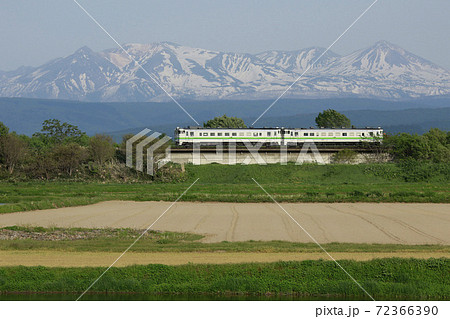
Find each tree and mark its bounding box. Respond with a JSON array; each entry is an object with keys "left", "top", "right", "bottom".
[
  {"left": 203, "top": 114, "right": 247, "bottom": 128},
  {"left": 0, "top": 122, "right": 9, "bottom": 137},
  {"left": 89, "top": 134, "right": 115, "bottom": 165},
  {"left": 384, "top": 129, "right": 449, "bottom": 163},
  {"left": 33, "top": 119, "right": 88, "bottom": 146},
  {"left": 26, "top": 153, "right": 57, "bottom": 180},
  {"left": 384, "top": 133, "right": 427, "bottom": 161},
  {"left": 0, "top": 134, "right": 28, "bottom": 174},
  {"left": 52, "top": 143, "right": 87, "bottom": 176},
  {"left": 315, "top": 109, "right": 351, "bottom": 128},
  {"left": 422, "top": 128, "right": 450, "bottom": 162}
]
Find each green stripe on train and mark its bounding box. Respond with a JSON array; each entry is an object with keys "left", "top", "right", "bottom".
[{"left": 178, "top": 137, "right": 378, "bottom": 140}]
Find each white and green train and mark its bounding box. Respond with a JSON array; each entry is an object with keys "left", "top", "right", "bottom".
[{"left": 174, "top": 127, "right": 383, "bottom": 146}]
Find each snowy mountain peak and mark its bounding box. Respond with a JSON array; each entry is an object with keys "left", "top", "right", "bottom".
[
  {"left": 332, "top": 41, "right": 446, "bottom": 77},
  {"left": 364, "top": 41, "right": 415, "bottom": 66},
  {"left": 75, "top": 45, "right": 94, "bottom": 54},
  {"left": 1, "top": 41, "right": 449, "bottom": 101},
  {"left": 373, "top": 40, "right": 399, "bottom": 49},
  {"left": 256, "top": 47, "right": 340, "bottom": 73}
]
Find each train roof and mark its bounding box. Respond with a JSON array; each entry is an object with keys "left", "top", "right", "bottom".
[{"left": 180, "top": 126, "right": 382, "bottom": 130}]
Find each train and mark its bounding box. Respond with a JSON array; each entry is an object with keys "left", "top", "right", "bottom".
[{"left": 174, "top": 126, "right": 383, "bottom": 146}]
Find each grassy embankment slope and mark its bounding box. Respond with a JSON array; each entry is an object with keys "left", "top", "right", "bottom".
[
  {"left": 0, "top": 163, "right": 448, "bottom": 214},
  {"left": 1, "top": 259, "right": 448, "bottom": 299}
]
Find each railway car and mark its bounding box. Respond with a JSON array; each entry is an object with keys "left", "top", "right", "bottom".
[
  {"left": 283, "top": 127, "right": 383, "bottom": 146},
  {"left": 174, "top": 127, "right": 383, "bottom": 146},
  {"left": 175, "top": 127, "right": 283, "bottom": 146}
]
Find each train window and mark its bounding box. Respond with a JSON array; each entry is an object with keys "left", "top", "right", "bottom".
[
  {"left": 232, "top": 133, "right": 237, "bottom": 136},
  {"left": 239, "top": 132, "right": 244, "bottom": 136},
  {"left": 203, "top": 133, "right": 208, "bottom": 136},
  {"left": 295, "top": 132, "right": 299, "bottom": 136},
  {"left": 342, "top": 133, "right": 347, "bottom": 137},
  {"left": 328, "top": 132, "right": 333, "bottom": 136},
  {"left": 274, "top": 132, "right": 277, "bottom": 136},
  {"left": 267, "top": 132, "right": 271, "bottom": 136},
  {"left": 369, "top": 132, "right": 374, "bottom": 136},
  {"left": 321, "top": 132, "right": 326, "bottom": 136},
  {"left": 185, "top": 132, "right": 189, "bottom": 136},
  {"left": 310, "top": 133, "right": 315, "bottom": 137},
  {"left": 190, "top": 132, "right": 194, "bottom": 136},
  {"left": 286, "top": 130, "right": 290, "bottom": 134},
  {"left": 225, "top": 133, "right": 230, "bottom": 136},
  {"left": 259, "top": 133, "right": 262, "bottom": 136},
  {"left": 210, "top": 133, "right": 215, "bottom": 136},
  {"left": 199, "top": 133, "right": 202, "bottom": 136},
  {"left": 246, "top": 132, "right": 251, "bottom": 136},
  {"left": 361, "top": 133, "right": 365, "bottom": 136},
  {"left": 253, "top": 132, "right": 258, "bottom": 137},
  {"left": 304, "top": 133, "right": 308, "bottom": 136},
  {"left": 217, "top": 133, "right": 222, "bottom": 136},
  {"left": 290, "top": 132, "right": 293, "bottom": 136}
]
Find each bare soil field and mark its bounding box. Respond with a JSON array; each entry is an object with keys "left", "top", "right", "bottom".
[
  {"left": 1, "top": 250, "right": 448, "bottom": 267},
  {"left": 0, "top": 201, "right": 448, "bottom": 244}
]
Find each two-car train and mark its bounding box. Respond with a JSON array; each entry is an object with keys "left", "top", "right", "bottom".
[{"left": 174, "top": 126, "right": 383, "bottom": 146}]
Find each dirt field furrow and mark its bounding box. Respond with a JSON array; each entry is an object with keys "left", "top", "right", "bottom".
[
  {"left": 1, "top": 250, "right": 448, "bottom": 267},
  {"left": 0, "top": 201, "right": 448, "bottom": 244}
]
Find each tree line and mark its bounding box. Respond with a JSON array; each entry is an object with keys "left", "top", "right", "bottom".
[
  {"left": 0, "top": 119, "right": 183, "bottom": 182},
  {"left": 0, "top": 115, "right": 449, "bottom": 182},
  {"left": 0, "top": 120, "right": 119, "bottom": 179}
]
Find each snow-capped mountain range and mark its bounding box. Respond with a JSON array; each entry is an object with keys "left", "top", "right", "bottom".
[{"left": 1, "top": 40, "right": 449, "bottom": 101}]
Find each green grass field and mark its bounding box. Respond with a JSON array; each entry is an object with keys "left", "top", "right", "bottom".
[
  {"left": 1, "top": 227, "right": 448, "bottom": 299},
  {"left": 1, "top": 226, "right": 448, "bottom": 253},
  {"left": 0, "top": 258, "right": 448, "bottom": 300},
  {"left": 0, "top": 163, "right": 448, "bottom": 214},
  {"left": 1, "top": 163, "right": 448, "bottom": 300}
]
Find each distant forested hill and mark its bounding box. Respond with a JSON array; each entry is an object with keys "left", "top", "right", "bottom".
[
  {"left": 0, "top": 97, "right": 448, "bottom": 138},
  {"left": 253, "top": 108, "right": 450, "bottom": 135}
]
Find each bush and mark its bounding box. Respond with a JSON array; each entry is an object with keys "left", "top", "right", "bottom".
[
  {"left": 154, "top": 163, "right": 187, "bottom": 183},
  {"left": 385, "top": 129, "right": 449, "bottom": 163},
  {"left": 363, "top": 164, "right": 400, "bottom": 179},
  {"left": 88, "top": 134, "right": 115, "bottom": 165},
  {"left": 397, "top": 160, "right": 450, "bottom": 182},
  {"left": 332, "top": 149, "right": 358, "bottom": 164}
]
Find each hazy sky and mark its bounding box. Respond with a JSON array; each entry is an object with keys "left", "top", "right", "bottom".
[{"left": 1, "top": 0, "right": 449, "bottom": 70}]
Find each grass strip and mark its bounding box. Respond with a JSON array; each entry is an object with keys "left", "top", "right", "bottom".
[
  {"left": 1, "top": 227, "right": 449, "bottom": 253},
  {"left": 0, "top": 258, "right": 448, "bottom": 300},
  {"left": 1, "top": 163, "right": 449, "bottom": 214},
  {"left": 1, "top": 238, "right": 449, "bottom": 253}
]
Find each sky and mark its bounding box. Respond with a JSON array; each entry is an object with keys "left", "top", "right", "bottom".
[{"left": 0, "top": 0, "right": 449, "bottom": 71}]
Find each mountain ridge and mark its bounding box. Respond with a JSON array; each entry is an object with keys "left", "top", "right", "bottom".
[
  {"left": 1, "top": 41, "right": 449, "bottom": 102},
  {"left": 1, "top": 96, "right": 449, "bottom": 137}
]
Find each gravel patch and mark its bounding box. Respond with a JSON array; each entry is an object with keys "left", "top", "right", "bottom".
[{"left": 0, "top": 228, "right": 159, "bottom": 241}]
